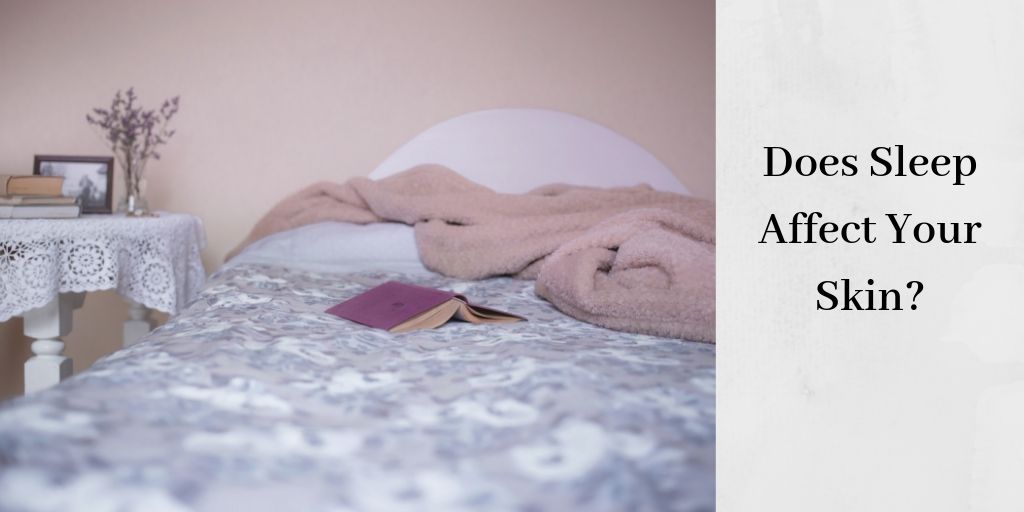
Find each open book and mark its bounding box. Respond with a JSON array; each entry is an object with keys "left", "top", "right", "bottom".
[{"left": 326, "top": 281, "right": 525, "bottom": 333}]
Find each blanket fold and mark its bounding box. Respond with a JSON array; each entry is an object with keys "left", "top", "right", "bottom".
[
  {"left": 534, "top": 208, "right": 715, "bottom": 342},
  {"left": 229, "top": 164, "right": 715, "bottom": 342}
]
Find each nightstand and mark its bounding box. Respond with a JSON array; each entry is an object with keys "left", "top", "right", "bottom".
[{"left": 0, "top": 212, "right": 206, "bottom": 392}]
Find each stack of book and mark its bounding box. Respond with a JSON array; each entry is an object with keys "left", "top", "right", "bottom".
[{"left": 0, "top": 175, "right": 80, "bottom": 219}]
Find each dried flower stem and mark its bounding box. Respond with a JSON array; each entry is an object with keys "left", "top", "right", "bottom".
[{"left": 86, "top": 88, "right": 180, "bottom": 208}]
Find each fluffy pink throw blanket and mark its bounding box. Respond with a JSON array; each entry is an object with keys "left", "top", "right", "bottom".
[{"left": 229, "top": 165, "right": 715, "bottom": 342}]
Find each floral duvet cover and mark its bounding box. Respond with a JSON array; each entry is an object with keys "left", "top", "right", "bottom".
[{"left": 0, "top": 264, "right": 715, "bottom": 512}]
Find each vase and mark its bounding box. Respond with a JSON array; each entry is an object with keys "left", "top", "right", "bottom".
[{"left": 118, "top": 167, "right": 149, "bottom": 216}]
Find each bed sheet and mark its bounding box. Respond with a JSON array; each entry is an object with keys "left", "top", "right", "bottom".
[{"left": 0, "top": 264, "right": 714, "bottom": 512}]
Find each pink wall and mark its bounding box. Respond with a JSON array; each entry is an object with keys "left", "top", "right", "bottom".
[{"left": 0, "top": 0, "right": 714, "bottom": 397}]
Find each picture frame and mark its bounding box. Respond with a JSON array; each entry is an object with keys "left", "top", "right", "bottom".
[{"left": 33, "top": 155, "right": 114, "bottom": 214}]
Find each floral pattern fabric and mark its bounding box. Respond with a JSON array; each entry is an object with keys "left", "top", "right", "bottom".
[
  {"left": 0, "top": 213, "right": 206, "bottom": 321},
  {"left": 0, "top": 264, "right": 715, "bottom": 512}
]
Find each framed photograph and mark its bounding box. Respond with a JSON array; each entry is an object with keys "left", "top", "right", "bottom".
[{"left": 33, "top": 155, "right": 114, "bottom": 214}]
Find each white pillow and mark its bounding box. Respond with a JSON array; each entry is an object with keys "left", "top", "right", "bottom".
[{"left": 227, "top": 222, "right": 431, "bottom": 274}]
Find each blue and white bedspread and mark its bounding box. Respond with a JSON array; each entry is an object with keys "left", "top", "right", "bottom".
[{"left": 0, "top": 264, "right": 715, "bottom": 512}]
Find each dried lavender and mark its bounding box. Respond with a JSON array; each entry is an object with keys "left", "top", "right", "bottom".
[{"left": 86, "top": 88, "right": 179, "bottom": 211}]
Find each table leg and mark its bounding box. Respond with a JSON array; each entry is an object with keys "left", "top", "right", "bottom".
[
  {"left": 23, "top": 293, "right": 84, "bottom": 393},
  {"left": 123, "top": 301, "right": 154, "bottom": 347}
]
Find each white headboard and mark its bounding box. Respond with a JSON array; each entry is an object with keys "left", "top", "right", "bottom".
[{"left": 369, "top": 108, "right": 689, "bottom": 195}]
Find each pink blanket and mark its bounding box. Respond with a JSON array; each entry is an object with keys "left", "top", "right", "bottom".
[{"left": 229, "top": 165, "right": 715, "bottom": 342}]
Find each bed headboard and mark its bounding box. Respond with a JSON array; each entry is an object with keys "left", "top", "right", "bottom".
[{"left": 368, "top": 108, "right": 689, "bottom": 195}]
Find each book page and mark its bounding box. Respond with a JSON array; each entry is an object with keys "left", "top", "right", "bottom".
[
  {"left": 389, "top": 300, "right": 461, "bottom": 333},
  {"left": 453, "top": 299, "right": 523, "bottom": 324}
]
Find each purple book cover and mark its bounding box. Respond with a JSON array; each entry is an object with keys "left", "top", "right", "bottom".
[{"left": 325, "top": 281, "right": 459, "bottom": 330}]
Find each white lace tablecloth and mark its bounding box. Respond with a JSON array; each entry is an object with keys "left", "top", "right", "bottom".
[{"left": 0, "top": 213, "right": 206, "bottom": 322}]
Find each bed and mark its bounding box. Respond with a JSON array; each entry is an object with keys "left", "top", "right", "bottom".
[{"left": 0, "top": 109, "right": 715, "bottom": 512}]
